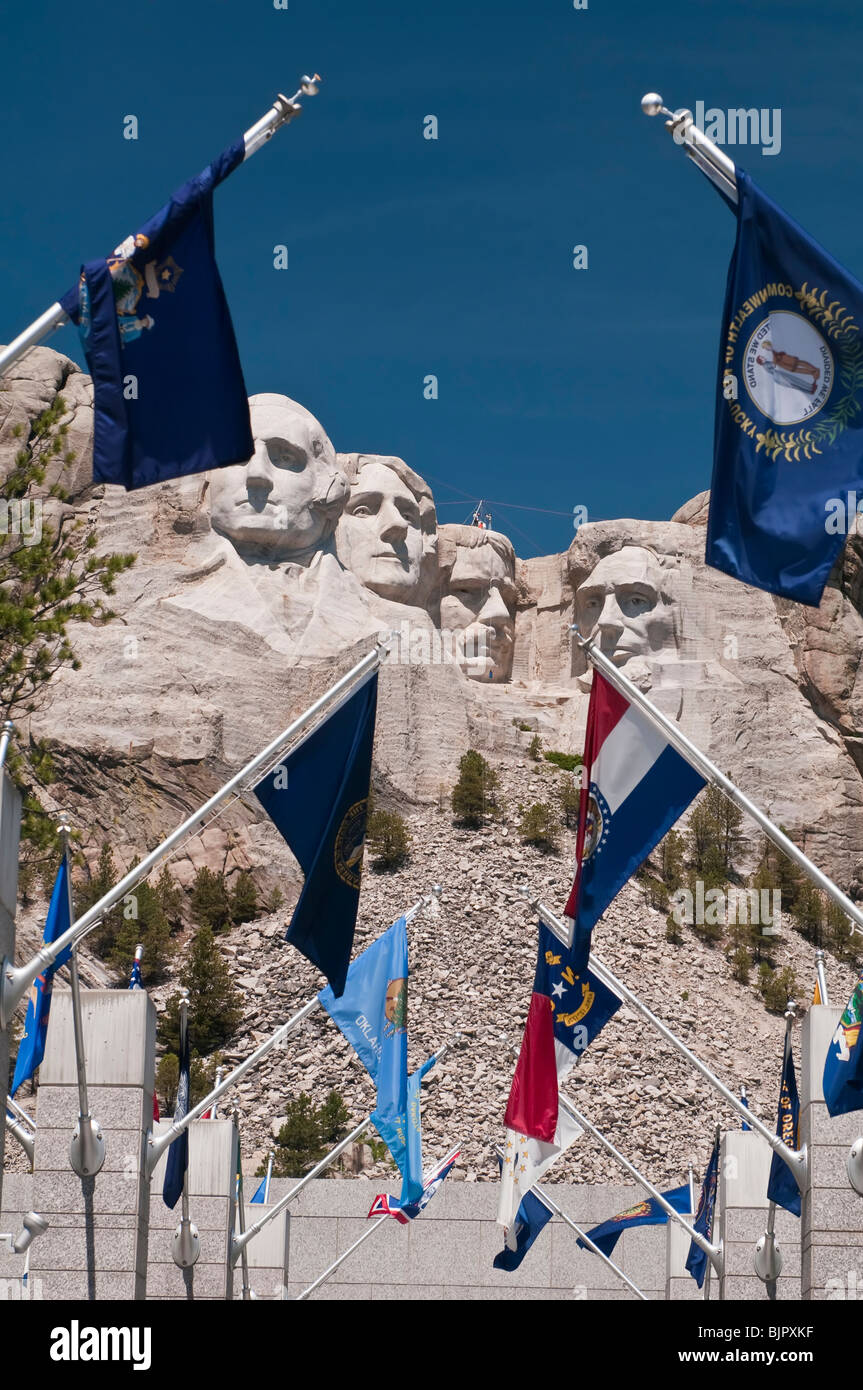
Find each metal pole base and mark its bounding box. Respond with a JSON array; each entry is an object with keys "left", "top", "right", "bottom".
[
  {"left": 754, "top": 1232, "right": 783, "bottom": 1282},
  {"left": 847, "top": 1137, "right": 863, "bottom": 1197},
  {"left": 172, "top": 1219, "right": 201, "bottom": 1269},
  {"left": 68, "top": 1116, "right": 106, "bottom": 1178}
]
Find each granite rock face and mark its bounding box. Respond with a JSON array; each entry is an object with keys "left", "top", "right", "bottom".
[{"left": 3, "top": 348, "right": 863, "bottom": 1187}]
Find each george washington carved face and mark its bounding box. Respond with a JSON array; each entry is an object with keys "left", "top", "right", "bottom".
[{"left": 209, "top": 395, "right": 348, "bottom": 562}]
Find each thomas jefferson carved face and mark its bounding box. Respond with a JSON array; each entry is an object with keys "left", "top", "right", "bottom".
[
  {"left": 209, "top": 395, "right": 348, "bottom": 561},
  {"left": 335, "top": 456, "right": 437, "bottom": 605},
  {"left": 438, "top": 525, "right": 517, "bottom": 682},
  {"left": 574, "top": 546, "right": 677, "bottom": 666}
]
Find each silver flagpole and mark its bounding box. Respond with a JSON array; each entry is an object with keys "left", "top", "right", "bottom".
[
  {"left": 527, "top": 891, "right": 806, "bottom": 1186},
  {"left": 147, "top": 894, "right": 431, "bottom": 1171},
  {"left": 232, "top": 1115, "right": 251, "bottom": 1302},
  {"left": 640, "top": 93, "right": 738, "bottom": 203},
  {"left": 577, "top": 631, "right": 863, "bottom": 941},
  {"left": 1, "top": 641, "right": 387, "bottom": 1030},
  {"left": 171, "top": 994, "right": 200, "bottom": 1270},
  {"left": 58, "top": 814, "right": 106, "bottom": 1179},
  {"left": 0, "top": 721, "right": 14, "bottom": 772},
  {"left": 493, "top": 1144, "right": 648, "bottom": 1300},
  {"left": 264, "top": 1149, "right": 274, "bottom": 1204},
  {"left": 754, "top": 1008, "right": 796, "bottom": 1288},
  {"left": 208, "top": 1067, "right": 225, "bottom": 1120},
  {"left": 4, "top": 1109, "right": 34, "bottom": 1165},
  {"left": 556, "top": 1090, "right": 723, "bottom": 1277},
  {"left": 815, "top": 949, "right": 830, "bottom": 1006},
  {"left": 0, "top": 76, "right": 321, "bottom": 380},
  {"left": 232, "top": 1038, "right": 459, "bottom": 1265},
  {"left": 296, "top": 1142, "right": 461, "bottom": 1301}
]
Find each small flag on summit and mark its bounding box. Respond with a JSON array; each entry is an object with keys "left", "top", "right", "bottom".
[{"left": 60, "top": 142, "right": 253, "bottom": 491}]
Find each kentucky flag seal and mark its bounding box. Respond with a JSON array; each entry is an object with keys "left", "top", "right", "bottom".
[
  {"left": 60, "top": 140, "right": 253, "bottom": 490},
  {"left": 708, "top": 169, "right": 863, "bottom": 605}
]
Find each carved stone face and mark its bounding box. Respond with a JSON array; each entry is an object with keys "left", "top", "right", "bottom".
[
  {"left": 574, "top": 546, "right": 677, "bottom": 666},
  {"left": 209, "top": 395, "right": 348, "bottom": 561},
  {"left": 439, "top": 530, "right": 517, "bottom": 682},
  {"left": 335, "top": 461, "right": 427, "bottom": 603}
]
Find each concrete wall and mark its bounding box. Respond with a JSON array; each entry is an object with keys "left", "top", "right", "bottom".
[
  {"left": 719, "top": 1130, "right": 801, "bottom": 1300},
  {"left": 0, "top": 770, "right": 22, "bottom": 1212},
  {"left": 147, "top": 1119, "right": 237, "bottom": 1301}
]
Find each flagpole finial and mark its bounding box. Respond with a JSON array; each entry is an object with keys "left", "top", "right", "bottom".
[{"left": 641, "top": 92, "right": 667, "bottom": 117}]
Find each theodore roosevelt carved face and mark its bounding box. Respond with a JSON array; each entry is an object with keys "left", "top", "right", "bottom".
[{"left": 438, "top": 524, "right": 517, "bottom": 682}]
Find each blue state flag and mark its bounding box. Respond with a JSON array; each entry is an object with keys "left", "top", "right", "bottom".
[
  {"left": 577, "top": 1183, "right": 691, "bottom": 1261},
  {"left": 686, "top": 1137, "right": 720, "bottom": 1290},
  {"left": 11, "top": 857, "right": 73, "bottom": 1096},
  {"left": 708, "top": 169, "right": 863, "bottom": 605},
  {"left": 493, "top": 1183, "right": 553, "bottom": 1272},
  {"left": 250, "top": 1177, "right": 267, "bottom": 1205},
  {"left": 60, "top": 141, "right": 253, "bottom": 491},
  {"left": 163, "top": 1005, "right": 191, "bottom": 1209},
  {"left": 256, "top": 673, "right": 378, "bottom": 998},
  {"left": 767, "top": 1039, "right": 802, "bottom": 1217},
  {"left": 823, "top": 976, "right": 863, "bottom": 1117},
  {"left": 318, "top": 915, "right": 422, "bottom": 1205},
  {"left": 128, "top": 955, "right": 142, "bottom": 991}
]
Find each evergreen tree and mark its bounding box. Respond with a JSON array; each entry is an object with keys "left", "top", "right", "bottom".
[
  {"left": 527, "top": 734, "right": 543, "bottom": 761},
  {"left": 317, "top": 1090, "right": 352, "bottom": 1147},
  {"left": 229, "top": 871, "right": 258, "bottom": 925},
  {"left": 367, "top": 808, "right": 411, "bottom": 870},
  {"left": 518, "top": 802, "right": 560, "bottom": 853},
  {"left": 190, "top": 866, "right": 233, "bottom": 933},
  {"left": 159, "top": 925, "right": 242, "bottom": 1054},
  {"left": 659, "top": 828, "right": 685, "bottom": 891},
  {"left": 451, "top": 750, "right": 501, "bottom": 827},
  {"left": 558, "top": 775, "right": 580, "bottom": 830}
]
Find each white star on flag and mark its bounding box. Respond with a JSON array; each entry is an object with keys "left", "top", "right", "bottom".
[{"left": 497, "top": 1105, "right": 583, "bottom": 1247}]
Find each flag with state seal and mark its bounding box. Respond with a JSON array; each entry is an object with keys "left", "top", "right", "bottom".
[
  {"left": 563, "top": 669, "right": 706, "bottom": 972},
  {"left": 707, "top": 169, "right": 863, "bottom": 605}
]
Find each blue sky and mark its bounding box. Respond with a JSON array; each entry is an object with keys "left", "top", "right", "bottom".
[{"left": 2, "top": 0, "right": 862, "bottom": 556}]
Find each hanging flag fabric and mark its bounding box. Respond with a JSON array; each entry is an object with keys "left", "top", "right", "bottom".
[
  {"left": 504, "top": 920, "right": 621, "bottom": 1143},
  {"left": 563, "top": 670, "right": 705, "bottom": 970},
  {"left": 371, "top": 1054, "right": 436, "bottom": 1209},
  {"left": 250, "top": 1177, "right": 267, "bottom": 1205},
  {"left": 577, "top": 1184, "right": 691, "bottom": 1260},
  {"left": 685, "top": 1136, "right": 720, "bottom": 1289},
  {"left": 318, "top": 915, "right": 422, "bottom": 1204},
  {"left": 368, "top": 1148, "right": 459, "bottom": 1224},
  {"left": 766, "top": 1038, "right": 802, "bottom": 1217},
  {"left": 813, "top": 978, "right": 823, "bottom": 1006},
  {"left": 163, "top": 1007, "right": 191, "bottom": 1209},
  {"left": 740, "top": 1088, "right": 752, "bottom": 1131},
  {"left": 707, "top": 169, "right": 863, "bottom": 605},
  {"left": 497, "top": 1106, "right": 583, "bottom": 1241},
  {"left": 493, "top": 1180, "right": 554, "bottom": 1272},
  {"left": 60, "top": 142, "right": 253, "bottom": 491},
  {"left": 11, "top": 857, "right": 73, "bottom": 1096},
  {"left": 823, "top": 975, "right": 863, "bottom": 1116},
  {"left": 256, "top": 673, "right": 378, "bottom": 998},
  {"left": 128, "top": 955, "right": 142, "bottom": 990}
]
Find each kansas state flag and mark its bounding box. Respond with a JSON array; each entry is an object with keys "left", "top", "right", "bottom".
[
  {"left": 823, "top": 975, "right": 863, "bottom": 1116},
  {"left": 577, "top": 1183, "right": 691, "bottom": 1260},
  {"left": 255, "top": 673, "right": 378, "bottom": 997},
  {"left": 708, "top": 170, "right": 863, "bottom": 605},
  {"left": 767, "top": 1038, "right": 801, "bottom": 1216},
  {"left": 318, "top": 915, "right": 422, "bottom": 1205},
  {"left": 563, "top": 669, "right": 705, "bottom": 972},
  {"left": 60, "top": 141, "right": 253, "bottom": 490},
  {"left": 11, "top": 857, "right": 73, "bottom": 1096},
  {"left": 505, "top": 920, "right": 621, "bottom": 1142}
]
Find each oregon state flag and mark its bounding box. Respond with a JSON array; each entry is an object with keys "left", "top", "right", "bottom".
[
  {"left": 708, "top": 169, "right": 863, "bottom": 605},
  {"left": 60, "top": 141, "right": 253, "bottom": 490},
  {"left": 256, "top": 673, "right": 378, "bottom": 997}
]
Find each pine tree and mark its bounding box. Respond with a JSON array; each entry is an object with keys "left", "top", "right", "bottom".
[
  {"left": 559, "top": 775, "right": 580, "bottom": 830},
  {"left": 159, "top": 925, "right": 242, "bottom": 1054},
  {"left": 518, "top": 802, "right": 560, "bottom": 853},
  {"left": 190, "top": 866, "right": 233, "bottom": 933},
  {"left": 271, "top": 1090, "right": 352, "bottom": 1177},
  {"left": 451, "top": 750, "right": 501, "bottom": 828},
  {"left": 367, "top": 808, "right": 411, "bottom": 870},
  {"left": 229, "top": 871, "right": 258, "bottom": 925}
]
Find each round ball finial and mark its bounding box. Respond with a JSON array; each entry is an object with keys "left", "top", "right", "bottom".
[
  {"left": 641, "top": 92, "right": 664, "bottom": 117},
  {"left": 432, "top": 883, "right": 443, "bottom": 899}
]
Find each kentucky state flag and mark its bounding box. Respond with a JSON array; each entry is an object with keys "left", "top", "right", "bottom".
[
  {"left": 577, "top": 1183, "right": 691, "bottom": 1260},
  {"left": 255, "top": 673, "right": 378, "bottom": 998},
  {"left": 60, "top": 141, "right": 253, "bottom": 490},
  {"left": 686, "top": 1135, "right": 720, "bottom": 1289},
  {"left": 708, "top": 169, "right": 863, "bottom": 605},
  {"left": 823, "top": 975, "right": 863, "bottom": 1117},
  {"left": 318, "top": 915, "right": 423, "bottom": 1205},
  {"left": 563, "top": 670, "right": 705, "bottom": 972},
  {"left": 11, "top": 857, "right": 73, "bottom": 1096},
  {"left": 504, "top": 921, "right": 621, "bottom": 1143},
  {"left": 767, "top": 1037, "right": 802, "bottom": 1217}
]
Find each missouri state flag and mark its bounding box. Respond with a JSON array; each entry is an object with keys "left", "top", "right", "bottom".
[
  {"left": 707, "top": 169, "right": 863, "bottom": 605},
  {"left": 823, "top": 974, "right": 863, "bottom": 1117},
  {"left": 60, "top": 140, "right": 253, "bottom": 490},
  {"left": 563, "top": 669, "right": 706, "bottom": 972},
  {"left": 256, "top": 672, "right": 378, "bottom": 997},
  {"left": 504, "top": 920, "right": 622, "bottom": 1143}
]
